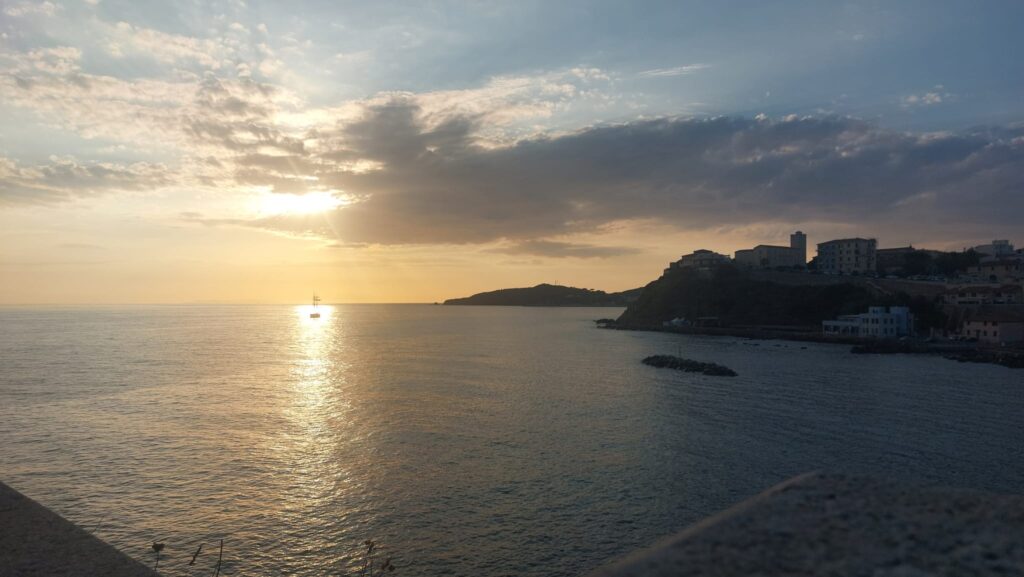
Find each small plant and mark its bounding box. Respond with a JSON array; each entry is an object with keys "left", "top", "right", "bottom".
[
  {"left": 213, "top": 539, "right": 224, "bottom": 577},
  {"left": 355, "top": 539, "right": 395, "bottom": 576},
  {"left": 151, "top": 541, "right": 165, "bottom": 571}
]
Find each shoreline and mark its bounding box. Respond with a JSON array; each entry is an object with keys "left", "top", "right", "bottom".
[{"left": 600, "top": 321, "right": 1024, "bottom": 369}]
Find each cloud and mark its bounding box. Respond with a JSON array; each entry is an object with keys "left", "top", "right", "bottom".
[
  {"left": 902, "top": 86, "right": 953, "bottom": 107},
  {"left": 2, "top": 30, "right": 1021, "bottom": 253},
  {"left": 490, "top": 240, "right": 642, "bottom": 259},
  {"left": 4, "top": 1, "right": 59, "bottom": 17},
  {"left": 0, "top": 156, "right": 173, "bottom": 205},
  {"left": 638, "top": 64, "right": 711, "bottom": 78},
  {"left": 182, "top": 99, "right": 1022, "bottom": 250},
  {"left": 1, "top": 45, "right": 612, "bottom": 202},
  {"left": 110, "top": 22, "right": 227, "bottom": 69},
  {"left": 180, "top": 211, "right": 337, "bottom": 240},
  {"left": 309, "top": 106, "right": 1023, "bottom": 246},
  {"left": 1, "top": 47, "right": 305, "bottom": 192}
]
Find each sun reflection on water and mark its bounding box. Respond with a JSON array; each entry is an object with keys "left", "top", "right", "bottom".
[
  {"left": 275, "top": 304, "right": 361, "bottom": 542},
  {"left": 296, "top": 303, "right": 334, "bottom": 322}
]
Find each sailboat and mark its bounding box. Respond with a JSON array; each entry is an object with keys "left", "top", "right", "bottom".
[{"left": 310, "top": 294, "right": 321, "bottom": 318}]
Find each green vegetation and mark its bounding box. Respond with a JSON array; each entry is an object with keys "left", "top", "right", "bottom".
[
  {"left": 617, "top": 265, "right": 948, "bottom": 330},
  {"left": 619, "top": 266, "right": 877, "bottom": 327},
  {"left": 880, "top": 248, "right": 981, "bottom": 277},
  {"left": 932, "top": 249, "right": 982, "bottom": 276},
  {"left": 444, "top": 283, "right": 641, "bottom": 306}
]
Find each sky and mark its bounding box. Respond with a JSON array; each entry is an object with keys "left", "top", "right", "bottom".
[{"left": 1, "top": 0, "right": 1023, "bottom": 303}]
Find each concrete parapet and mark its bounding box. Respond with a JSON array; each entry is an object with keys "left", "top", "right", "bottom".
[
  {"left": 1, "top": 481, "right": 160, "bottom": 577},
  {"left": 586, "top": 472, "right": 1024, "bottom": 576}
]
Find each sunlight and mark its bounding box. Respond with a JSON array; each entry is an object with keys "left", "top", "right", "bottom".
[
  {"left": 259, "top": 191, "right": 346, "bottom": 216},
  {"left": 276, "top": 302, "right": 354, "bottom": 514}
]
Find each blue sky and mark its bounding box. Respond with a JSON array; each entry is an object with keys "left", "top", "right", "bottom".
[{"left": 1, "top": 0, "right": 1023, "bottom": 302}]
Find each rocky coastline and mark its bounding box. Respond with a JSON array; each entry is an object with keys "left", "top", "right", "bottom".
[{"left": 600, "top": 320, "right": 1024, "bottom": 369}]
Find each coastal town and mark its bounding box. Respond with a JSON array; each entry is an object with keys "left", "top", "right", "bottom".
[{"left": 664, "top": 234, "right": 1024, "bottom": 346}]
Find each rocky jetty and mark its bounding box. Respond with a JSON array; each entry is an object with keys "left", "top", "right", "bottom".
[
  {"left": 642, "top": 355, "right": 738, "bottom": 376},
  {"left": 850, "top": 341, "right": 923, "bottom": 354},
  {"left": 944, "top": 350, "right": 1024, "bottom": 369},
  {"left": 851, "top": 341, "right": 1024, "bottom": 369}
]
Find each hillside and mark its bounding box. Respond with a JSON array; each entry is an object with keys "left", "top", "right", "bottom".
[
  {"left": 617, "top": 265, "right": 946, "bottom": 329},
  {"left": 444, "top": 284, "right": 642, "bottom": 307}
]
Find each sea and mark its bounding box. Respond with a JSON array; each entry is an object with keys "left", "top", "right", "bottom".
[{"left": 0, "top": 304, "right": 1021, "bottom": 576}]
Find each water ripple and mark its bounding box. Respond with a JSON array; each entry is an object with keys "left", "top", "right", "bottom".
[{"left": 0, "top": 304, "right": 1021, "bottom": 576}]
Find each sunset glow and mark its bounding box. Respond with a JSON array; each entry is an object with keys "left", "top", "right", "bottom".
[
  {"left": 258, "top": 191, "right": 348, "bottom": 216},
  {"left": 1, "top": 1, "right": 1022, "bottom": 304},
  {"left": 1, "top": 4, "right": 1022, "bottom": 577}
]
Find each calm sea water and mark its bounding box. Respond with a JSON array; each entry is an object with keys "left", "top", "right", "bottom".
[{"left": 0, "top": 305, "right": 1021, "bottom": 576}]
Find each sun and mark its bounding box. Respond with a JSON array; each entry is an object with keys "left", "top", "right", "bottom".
[{"left": 258, "top": 191, "right": 346, "bottom": 215}]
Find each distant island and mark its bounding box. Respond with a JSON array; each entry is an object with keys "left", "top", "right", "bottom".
[{"left": 444, "top": 283, "right": 642, "bottom": 307}]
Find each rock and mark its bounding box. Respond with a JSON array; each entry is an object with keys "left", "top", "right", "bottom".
[{"left": 641, "top": 355, "right": 738, "bottom": 377}]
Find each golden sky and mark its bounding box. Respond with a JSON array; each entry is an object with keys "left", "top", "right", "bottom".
[{"left": 2, "top": 1, "right": 1022, "bottom": 303}]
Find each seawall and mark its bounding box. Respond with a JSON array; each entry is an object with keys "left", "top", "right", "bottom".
[
  {"left": 0, "top": 480, "right": 160, "bottom": 577},
  {"left": 586, "top": 471, "right": 1024, "bottom": 576},
  {"left": 5, "top": 473, "right": 1023, "bottom": 576}
]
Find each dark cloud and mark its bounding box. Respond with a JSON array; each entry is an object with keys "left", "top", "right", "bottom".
[
  {"left": 13, "top": 87, "right": 1022, "bottom": 252},
  {"left": 280, "top": 102, "right": 1023, "bottom": 246}
]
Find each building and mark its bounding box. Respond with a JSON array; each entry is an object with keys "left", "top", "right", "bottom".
[
  {"left": 876, "top": 246, "right": 915, "bottom": 273},
  {"left": 672, "top": 249, "right": 731, "bottom": 270},
  {"left": 816, "top": 238, "right": 877, "bottom": 275},
  {"left": 734, "top": 231, "right": 807, "bottom": 269},
  {"left": 876, "top": 246, "right": 933, "bottom": 275},
  {"left": 974, "top": 240, "right": 1015, "bottom": 259},
  {"left": 790, "top": 231, "right": 807, "bottom": 265},
  {"left": 876, "top": 246, "right": 951, "bottom": 276},
  {"left": 961, "top": 307, "right": 1024, "bottom": 344},
  {"left": 943, "top": 284, "right": 1024, "bottom": 306},
  {"left": 822, "top": 306, "right": 914, "bottom": 338},
  {"left": 967, "top": 260, "right": 1023, "bottom": 282}
]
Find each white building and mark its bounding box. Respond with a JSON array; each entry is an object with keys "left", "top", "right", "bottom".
[
  {"left": 734, "top": 231, "right": 807, "bottom": 269},
  {"left": 817, "top": 238, "right": 877, "bottom": 275},
  {"left": 974, "top": 240, "right": 1015, "bottom": 259},
  {"left": 822, "top": 306, "right": 914, "bottom": 338}
]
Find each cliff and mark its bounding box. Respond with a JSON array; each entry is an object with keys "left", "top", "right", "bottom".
[{"left": 616, "top": 265, "right": 942, "bottom": 328}]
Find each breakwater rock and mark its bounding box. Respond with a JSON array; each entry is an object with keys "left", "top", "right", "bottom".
[
  {"left": 642, "top": 355, "right": 738, "bottom": 377},
  {"left": 850, "top": 341, "right": 923, "bottom": 354},
  {"left": 851, "top": 341, "right": 1024, "bottom": 369},
  {"left": 945, "top": 350, "right": 1024, "bottom": 369}
]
